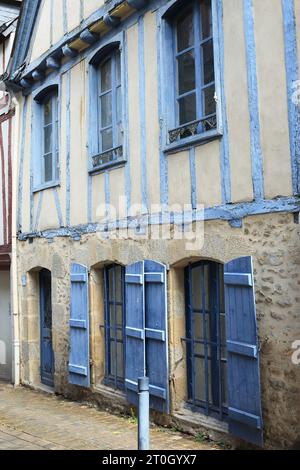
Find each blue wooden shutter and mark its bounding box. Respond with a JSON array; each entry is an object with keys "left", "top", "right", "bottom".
[
  {"left": 125, "top": 261, "right": 145, "bottom": 406},
  {"left": 144, "top": 260, "right": 169, "bottom": 413},
  {"left": 125, "top": 260, "right": 169, "bottom": 413},
  {"left": 224, "top": 256, "right": 263, "bottom": 446},
  {"left": 69, "top": 263, "right": 90, "bottom": 387}
]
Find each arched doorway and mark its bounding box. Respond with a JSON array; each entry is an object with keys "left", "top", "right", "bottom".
[
  {"left": 184, "top": 260, "right": 227, "bottom": 420},
  {"left": 39, "top": 269, "right": 54, "bottom": 387}
]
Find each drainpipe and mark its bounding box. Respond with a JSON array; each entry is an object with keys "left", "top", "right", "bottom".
[{"left": 10, "top": 91, "right": 20, "bottom": 386}]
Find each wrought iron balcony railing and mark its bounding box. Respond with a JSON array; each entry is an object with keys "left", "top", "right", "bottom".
[{"left": 168, "top": 114, "right": 217, "bottom": 144}]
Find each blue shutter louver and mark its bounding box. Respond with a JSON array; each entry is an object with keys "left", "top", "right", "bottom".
[
  {"left": 125, "top": 261, "right": 145, "bottom": 405},
  {"left": 144, "top": 260, "right": 169, "bottom": 413},
  {"left": 224, "top": 256, "right": 263, "bottom": 447},
  {"left": 125, "top": 261, "right": 169, "bottom": 413},
  {"left": 69, "top": 263, "right": 90, "bottom": 387}
]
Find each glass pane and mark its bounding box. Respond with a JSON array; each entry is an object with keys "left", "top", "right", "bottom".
[
  {"left": 116, "top": 328, "right": 123, "bottom": 340},
  {"left": 178, "top": 51, "right": 195, "bottom": 95},
  {"left": 116, "top": 86, "right": 122, "bottom": 120},
  {"left": 204, "top": 312, "right": 211, "bottom": 340},
  {"left": 194, "top": 340, "right": 204, "bottom": 357},
  {"left": 108, "top": 267, "right": 114, "bottom": 299},
  {"left": 55, "top": 120, "right": 59, "bottom": 152},
  {"left": 200, "top": 0, "right": 212, "bottom": 40},
  {"left": 117, "top": 342, "right": 124, "bottom": 378},
  {"left": 101, "top": 58, "right": 112, "bottom": 92},
  {"left": 116, "top": 50, "right": 121, "bottom": 85},
  {"left": 177, "top": 8, "right": 194, "bottom": 52},
  {"left": 41, "top": 272, "right": 52, "bottom": 329},
  {"left": 191, "top": 266, "right": 201, "bottom": 310},
  {"left": 116, "top": 305, "right": 123, "bottom": 327},
  {"left": 101, "top": 128, "right": 113, "bottom": 151},
  {"left": 55, "top": 152, "right": 59, "bottom": 180},
  {"left": 202, "top": 40, "right": 214, "bottom": 85},
  {"left": 117, "top": 123, "right": 123, "bottom": 146},
  {"left": 101, "top": 93, "right": 112, "bottom": 128},
  {"left": 44, "top": 125, "right": 52, "bottom": 154},
  {"left": 203, "top": 85, "right": 216, "bottom": 116},
  {"left": 194, "top": 357, "right": 206, "bottom": 402},
  {"left": 44, "top": 99, "right": 52, "bottom": 125},
  {"left": 219, "top": 265, "right": 225, "bottom": 312},
  {"left": 44, "top": 154, "right": 53, "bottom": 182},
  {"left": 110, "top": 340, "right": 116, "bottom": 375},
  {"left": 109, "top": 305, "right": 115, "bottom": 330},
  {"left": 179, "top": 93, "right": 196, "bottom": 125},
  {"left": 203, "top": 264, "right": 210, "bottom": 311},
  {"left": 115, "top": 266, "right": 122, "bottom": 302},
  {"left": 194, "top": 313, "right": 204, "bottom": 341}
]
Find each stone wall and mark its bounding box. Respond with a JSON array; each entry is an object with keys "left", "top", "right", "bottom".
[{"left": 17, "top": 212, "right": 300, "bottom": 449}]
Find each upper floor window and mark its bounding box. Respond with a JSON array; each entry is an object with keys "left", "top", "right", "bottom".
[
  {"left": 162, "top": 0, "right": 219, "bottom": 149},
  {"left": 89, "top": 43, "right": 125, "bottom": 172},
  {"left": 99, "top": 50, "right": 122, "bottom": 153},
  {"left": 42, "top": 92, "right": 59, "bottom": 184},
  {"left": 32, "top": 84, "right": 60, "bottom": 190}
]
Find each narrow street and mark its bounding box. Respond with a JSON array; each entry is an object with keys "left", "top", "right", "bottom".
[{"left": 0, "top": 382, "right": 220, "bottom": 450}]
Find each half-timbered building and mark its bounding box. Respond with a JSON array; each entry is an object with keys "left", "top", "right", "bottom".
[
  {"left": 0, "top": 0, "right": 21, "bottom": 382},
  {"left": 5, "top": 0, "right": 300, "bottom": 448}
]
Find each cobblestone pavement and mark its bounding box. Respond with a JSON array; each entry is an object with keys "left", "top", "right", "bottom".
[{"left": 0, "top": 382, "right": 220, "bottom": 450}]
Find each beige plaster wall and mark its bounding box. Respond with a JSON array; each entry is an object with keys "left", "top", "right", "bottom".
[
  {"left": 83, "top": 0, "right": 105, "bottom": 20},
  {"left": 127, "top": 22, "right": 142, "bottom": 210},
  {"left": 223, "top": 0, "right": 253, "bottom": 202},
  {"left": 144, "top": 10, "right": 161, "bottom": 207},
  {"left": 30, "top": 0, "right": 51, "bottom": 62},
  {"left": 17, "top": 212, "right": 300, "bottom": 449},
  {"left": 253, "top": 0, "right": 292, "bottom": 199},
  {"left": 69, "top": 61, "right": 88, "bottom": 226},
  {"left": 26, "top": 1, "right": 296, "bottom": 235},
  {"left": 195, "top": 141, "right": 222, "bottom": 207}
]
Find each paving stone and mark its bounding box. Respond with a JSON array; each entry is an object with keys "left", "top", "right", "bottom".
[{"left": 0, "top": 381, "right": 219, "bottom": 451}]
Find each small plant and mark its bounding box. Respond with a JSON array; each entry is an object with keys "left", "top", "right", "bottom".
[
  {"left": 215, "top": 440, "right": 231, "bottom": 449},
  {"left": 195, "top": 431, "right": 209, "bottom": 443},
  {"left": 127, "top": 408, "right": 138, "bottom": 425},
  {"left": 170, "top": 425, "right": 180, "bottom": 433}
]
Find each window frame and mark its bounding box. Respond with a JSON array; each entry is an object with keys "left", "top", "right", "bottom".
[
  {"left": 41, "top": 91, "right": 59, "bottom": 185},
  {"left": 159, "top": 0, "right": 223, "bottom": 153},
  {"left": 88, "top": 36, "right": 127, "bottom": 174},
  {"left": 103, "top": 264, "right": 126, "bottom": 391},
  {"left": 98, "top": 50, "right": 122, "bottom": 155},
  {"left": 32, "top": 82, "right": 60, "bottom": 192},
  {"left": 184, "top": 260, "right": 228, "bottom": 421}
]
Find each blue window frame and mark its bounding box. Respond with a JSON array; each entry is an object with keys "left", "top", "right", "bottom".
[
  {"left": 89, "top": 46, "right": 124, "bottom": 171},
  {"left": 32, "top": 84, "right": 60, "bottom": 190},
  {"left": 41, "top": 92, "right": 59, "bottom": 184},
  {"left": 103, "top": 264, "right": 125, "bottom": 390},
  {"left": 161, "top": 0, "right": 221, "bottom": 151},
  {"left": 98, "top": 50, "right": 122, "bottom": 153},
  {"left": 184, "top": 261, "right": 228, "bottom": 420}
]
